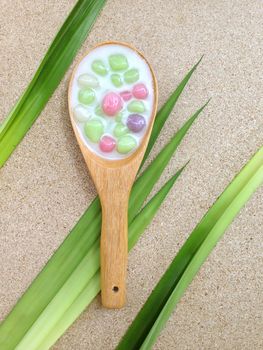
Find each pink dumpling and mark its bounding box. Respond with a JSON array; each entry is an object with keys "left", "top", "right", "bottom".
[
  {"left": 120, "top": 91, "right": 132, "bottom": 101},
  {"left": 132, "top": 83, "right": 148, "bottom": 99},
  {"left": 102, "top": 92, "right": 123, "bottom": 116},
  {"left": 99, "top": 135, "right": 116, "bottom": 152}
]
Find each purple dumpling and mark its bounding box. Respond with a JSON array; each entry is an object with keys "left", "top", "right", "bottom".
[{"left": 127, "top": 114, "right": 146, "bottom": 133}]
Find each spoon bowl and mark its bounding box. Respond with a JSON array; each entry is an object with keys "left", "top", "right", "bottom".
[{"left": 69, "top": 41, "right": 157, "bottom": 308}]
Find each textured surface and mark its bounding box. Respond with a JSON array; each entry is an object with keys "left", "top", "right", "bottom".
[{"left": 0, "top": 0, "right": 262, "bottom": 349}]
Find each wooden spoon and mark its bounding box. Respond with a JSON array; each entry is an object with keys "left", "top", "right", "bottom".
[{"left": 68, "top": 41, "right": 157, "bottom": 308}]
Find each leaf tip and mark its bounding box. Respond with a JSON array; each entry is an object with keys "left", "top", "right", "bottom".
[
  {"left": 197, "top": 98, "right": 211, "bottom": 115},
  {"left": 193, "top": 55, "right": 204, "bottom": 71},
  {"left": 171, "top": 161, "right": 190, "bottom": 183}
]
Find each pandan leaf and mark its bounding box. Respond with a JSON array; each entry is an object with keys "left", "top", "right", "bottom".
[
  {"left": 0, "top": 0, "right": 106, "bottom": 168},
  {"left": 17, "top": 168, "right": 186, "bottom": 350},
  {"left": 131, "top": 101, "right": 209, "bottom": 222},
  {"left": 0, "top": 100, "right": 207, "bottom": 349},
  {"left": 117, "top": 146, "right": 263, "bottom": 350},
  {"left": 143, "top": 56, "right": 203, "bottom": 161}
]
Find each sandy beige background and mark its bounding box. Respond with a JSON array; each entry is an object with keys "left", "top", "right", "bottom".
[{"left": 0, "top": 0, "right": 262, "bottom": 349}]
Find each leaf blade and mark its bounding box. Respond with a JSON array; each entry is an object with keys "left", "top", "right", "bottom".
[
  {"left": 143, "top": 56, "right": 203, "bottom": 161},
  {"left": 16, "top": 168, "right": 186, "bottom": 350},
  {"left": 117, "top": 146, "right": 263, "bottom": 350},
  {"left": 0, "top": 0, "right": 106, "bottom": 167},
  {"left": 130, "top": 100, "right": 210, "bottom": 221}
]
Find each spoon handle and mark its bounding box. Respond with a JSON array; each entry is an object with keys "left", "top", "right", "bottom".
[{"left": 100, "top": 192, "right": 128, "bottom": 308}]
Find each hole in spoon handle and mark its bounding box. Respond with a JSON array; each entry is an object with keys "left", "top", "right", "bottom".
[{"left": 100, "top": 196, "right": 128, "bottom": 309}]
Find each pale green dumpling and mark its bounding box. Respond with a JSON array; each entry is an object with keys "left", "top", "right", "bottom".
[
  {"left": 111, "top": 74, "right": 123, "bottom": 87},
  {"left": 124, "top": 68, "right": 139, "bottom": 84},
  {"left": 84, "top": 119, "right": 104, "bottom": 143},
  {"left": 127, "top": 100, "right": 145, "bottom": 113},
  {"left": 91, "top": 60, "right": 108, "bottom": 76},
  {"left": 115, "top": 112, "right": 123, "bottom": 122},
  {"left": 95, "top": 104, "right": 104, "bottom": 117},
  {"left": 78, "top": 88, "right": 95, "bottom": 105},
  {"left": 117, "top": 135, "right": 137, "bottom": 154},
  {"left": 109, "top": 54, "right": 128, "bottom": 71},
  {"left": 78, "top": 74, "right": 99, "bottom": 88},
  {"left": 114, "top": 123, "right": 129, "bottom": 137},
  {"left": 73, "top": 105, "right": 91, "bottom": 122}
]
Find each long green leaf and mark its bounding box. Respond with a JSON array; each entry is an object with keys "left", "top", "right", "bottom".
[
  {"left": 130, "top": 100, "right": 209, "bottom": 222},
  {"left": 117, "top": 146, "right": 263, "bottom": 350},
  {"left": 143, "top": 56, "right": 203, "bottom": 161},
  {"left": 17, "top": 167, "right": 185, "bottom": 350},
  {"left": 0, "top": 0, "right": 106, "bottom": 168},
  {"left": 0, "top": 97, "right": 207, "bottom": 348}
]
